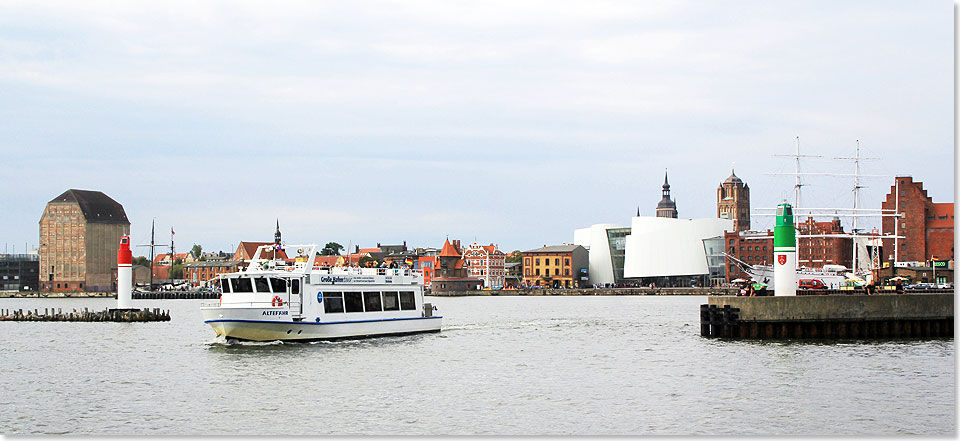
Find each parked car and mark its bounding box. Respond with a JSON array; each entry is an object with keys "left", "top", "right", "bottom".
[{"left": 798, "top": 279, "right": 828, "bottom": 290}]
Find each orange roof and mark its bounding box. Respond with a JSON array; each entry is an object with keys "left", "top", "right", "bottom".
[
  {"left": 313, "top": 255, "right": 341, "bottom": 266},
  {"left": 439, "top": 239, "right": 461, "bottom": 257},
  {"left": 234, "top": 242, "right": 289, "bottom": 261},
  {"left": 153, "top": 253, "right": 189, "bottom": 263},
  {"left": 357, "top": 247, "right": 382, "bottom": 254}
]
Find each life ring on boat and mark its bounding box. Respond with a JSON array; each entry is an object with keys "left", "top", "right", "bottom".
[{"left": 272, "top": 296, "right": 284, "bottom": 307}]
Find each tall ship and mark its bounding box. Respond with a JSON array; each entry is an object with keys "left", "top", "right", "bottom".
[
  {"left": 201, "top": 244, "right": 441, "bottom": 342},
  {"left": 726, "top": 137, "right": 892, "bottom": 288}
]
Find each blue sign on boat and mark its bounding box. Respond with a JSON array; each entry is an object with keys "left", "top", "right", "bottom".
[{"left": 317, "top": 291, "right": 323, "bottom": 303}]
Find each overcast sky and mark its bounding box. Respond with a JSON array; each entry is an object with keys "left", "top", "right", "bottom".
[{"left": 1, "top": 0, "right": 953, "bottom": 255}]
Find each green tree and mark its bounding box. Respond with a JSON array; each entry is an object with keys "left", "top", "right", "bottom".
[
  {"left": 506, "top": 250, "right": 522, "bottom": 264},
  {"left": 358, "top": 255, "right": 375, "bottom": 267},
  {"left": 190, "top": 244, "right": 202, "bottom": 260},
  {"left": 321, "top": 242, "right": 344, "bottom": 256},
  {"left": 132, "top": 256, "right": 149, "bottom": 267},
  {"left": 170, "top": 263, "right": 184, "bottom": 279}
]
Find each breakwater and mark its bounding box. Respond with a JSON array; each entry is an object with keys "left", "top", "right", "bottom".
[
  {"left": 0, "top": 307, "right": 170, "bottom": 322},
  {"left": 431, "top": 287, "right": 739, "bottom": 296},
  {"left": 701, "top": 293, "right": 954, "bottom": 339}
]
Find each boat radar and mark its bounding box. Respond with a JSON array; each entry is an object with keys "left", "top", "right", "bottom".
[
  {"left": 773, "top": 202, "right": 797, "bottom": 296},
  {"left": 117, "top": 235, "right": 133, "bottom": 309}
]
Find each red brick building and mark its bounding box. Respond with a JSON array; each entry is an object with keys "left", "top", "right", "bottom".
[
  {"left": 183, "top": 260, "right": 240, "bottom": 286},
  {"left": 717, "top": 169, "right": 750, "bottom": 232},
  {"left": 431, "top": 239, "right": 482, "bottom": 292},
  {"left": 881, "top": 176, "right": 954, "bottom": 263},
  {"left": 725, "top": 218, "right": 852, "bottom": 281},
  {"left": 723, "top": 230, "right": 773, "bottom": 281},
  {"left": 796, "top": 217, "right": 852, "bottom": 269}
]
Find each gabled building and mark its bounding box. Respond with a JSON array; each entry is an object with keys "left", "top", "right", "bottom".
[
  {"left": 463, "top": 242, "right": 506, "bottom": 289},
  {"left": 881, "top": 176, "right": 954, "bottom": 264},
  {"left": 431, "top": 239, "right": 482, "bottom": 292},
  {"left": 39, "top": 189, "right": 130, "bottom": 292}
]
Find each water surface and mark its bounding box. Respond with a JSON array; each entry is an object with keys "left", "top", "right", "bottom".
[{"left": 0, "top": 296, "right": 953, "bottom": 435}]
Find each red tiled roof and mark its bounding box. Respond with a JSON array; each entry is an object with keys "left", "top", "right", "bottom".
[
  {"left": 234, "top": 242, "right": 289, "bottom": 261},
  {"left": 439, "top": 239, "right": 460, "bottom": 257},
  {"left": 153, "top": 253, "right": 189, "bottom": 263},
  {"left": 313, "top": 255, "right": 341, "bottom": 266},
  {"left": 357, "top": 247, "right": 381, "bottom": 254}
]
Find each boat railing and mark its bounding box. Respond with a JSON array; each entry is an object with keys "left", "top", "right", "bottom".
[
  {"left": 309, "top": 267, "right": 422, "bottom": 277},
  {"left": 205, "top": 301, "right": 291, "bottom": 308}
]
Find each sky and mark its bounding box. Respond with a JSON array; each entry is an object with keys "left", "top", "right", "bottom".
[{"left": 0, "top": 0, "right": 953, "bottom": 255}]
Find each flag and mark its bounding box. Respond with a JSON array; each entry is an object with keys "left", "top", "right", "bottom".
[
  {"left": 171, "top": 227, "right": 175, "bottom": 235},
  {"left": 405, "top": 257, "right": 413, "bottom": 265}
]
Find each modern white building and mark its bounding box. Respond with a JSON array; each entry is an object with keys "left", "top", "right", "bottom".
[
  {"left": 622, "top": 216, "right": 733, "bottom": 278},
  {"left": 574, "top": 223, "right": 628, "bottom": 286},
  {"left": 575, "top": 216, "right": 733, "bottom": 286}
]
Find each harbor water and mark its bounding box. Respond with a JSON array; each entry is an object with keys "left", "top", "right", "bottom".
[{"left": 0, "top": 295, "right": 954, "bottom": 435}]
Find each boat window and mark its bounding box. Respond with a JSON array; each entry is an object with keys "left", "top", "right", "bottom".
[
  {"left": 219, "top": 278, "right": 231, "bottom": 293},
  {"left": 364, "top": 292, "right": 382, "bottom": 312},
  {"left": 399, "top": 291, "right": 416, "bottom": 310},
  {"left": 382, "top": 292, "right": 400, "bottom": 311},
  {"left": 231, "top": 277, "right": 253, "bottom": 293},
  {"left": 292, "top": 279, "right": 300, "bottom": 294},
  {"left": 324, "top": 291, "right": 344, "bottom": 314},
  {"left": 344, "top": 292, "right": 364, "bottom": 313},
  {"left": 254, "top": 277, "right": 270, "bottom": 293},
  {"left": 270, "top": 278, "right": 287, "bottom": 293}
]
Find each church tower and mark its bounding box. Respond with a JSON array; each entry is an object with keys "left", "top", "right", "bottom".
[
  {"left": 656, "top": 170, "right": 678, "bottom": 218},
  {"left": 274, "top": 219, "right": 282, "bottom": 245},
  {"left": 717, "top": 168, "right": 750, "bottom": 231}
]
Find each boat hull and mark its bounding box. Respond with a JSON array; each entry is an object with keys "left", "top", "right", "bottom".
[{"left": 202, "top": 307, "right": 442, "bottom": 342}]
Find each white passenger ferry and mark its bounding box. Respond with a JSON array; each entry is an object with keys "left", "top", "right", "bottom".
[{"left": 201, "top": 244, "right": 441, "bottom": 342}]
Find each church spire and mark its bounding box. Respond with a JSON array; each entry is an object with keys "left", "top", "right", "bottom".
[
  {"left": 656, "top": 169, "right": 678, "bottom": 218},
  {"left": 274, "top": 219, "right": 281, "bottom": 245}
]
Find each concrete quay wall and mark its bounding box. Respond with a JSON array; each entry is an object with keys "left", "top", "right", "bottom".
[
  {"left": 707, "top": 293, "right": 954, "bottom": 322},
  {"left": 431, "top": 287, "right": 739, "bottom": 297}
]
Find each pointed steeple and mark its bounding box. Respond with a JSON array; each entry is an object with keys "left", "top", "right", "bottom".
[
  {"left": 636, "top": 206, "right": 640, "bottom": 217},
  {"left": 274, "top": 219, "right": 281, "bottom": 245},
  {"left": 656, "top": 168, "right": 678, "bottom": 218}
]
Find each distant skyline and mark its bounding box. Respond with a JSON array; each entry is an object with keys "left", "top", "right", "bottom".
[{"left": 1, "top": 1, "right": 953, "bottom": 254}]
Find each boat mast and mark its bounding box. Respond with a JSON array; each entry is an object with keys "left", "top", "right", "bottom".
[
  {"left": 136, "top": 218, "right": 170, "bottom": 290},
  {"left": 835, "top": 140, "right": 877, "bottom": 273}
]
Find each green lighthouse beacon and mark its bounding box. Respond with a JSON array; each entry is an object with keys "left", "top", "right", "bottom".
[{"left": 773, "top": 202, "right": 797, "bottom": 296}]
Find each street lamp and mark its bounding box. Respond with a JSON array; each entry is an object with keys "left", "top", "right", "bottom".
[{"left": 931, "top": 255, "right": 937, "bottom": 287}]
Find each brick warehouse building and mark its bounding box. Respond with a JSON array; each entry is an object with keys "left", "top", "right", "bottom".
[
  {"left": 39, "top": 189, "right": 130, "bottom": 291},
  {"left": 881, "top": 176, "right": 954, "bottom": 264}
]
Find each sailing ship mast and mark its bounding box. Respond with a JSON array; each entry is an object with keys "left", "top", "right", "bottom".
[
  {"left": 761, "top": 138, "right": 901, "bottom": 276},
  {"left": 136, "top": 218, "right": 170, "bottom": 289}
]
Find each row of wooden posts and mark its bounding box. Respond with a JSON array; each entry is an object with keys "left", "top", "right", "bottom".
[
  {"left": 700, "top": 304, "right": 954, "bottom": 339},
  {"left": 0, "top": 307, "right": 170, "bottom": 322}
]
